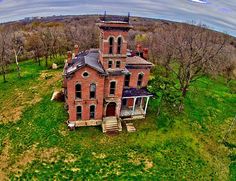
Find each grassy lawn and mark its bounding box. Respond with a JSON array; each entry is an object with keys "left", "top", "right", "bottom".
[{"left": 0, "top": 60, "right": 235, "bottom": 180}]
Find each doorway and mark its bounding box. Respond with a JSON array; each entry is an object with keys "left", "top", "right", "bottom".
[{"left": 106, "top": 102, "right": 116, "bottom": 117}]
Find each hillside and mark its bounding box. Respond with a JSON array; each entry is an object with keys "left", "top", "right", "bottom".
[{"left": 0, "top": 60, "right": 235, "bottom": 180}]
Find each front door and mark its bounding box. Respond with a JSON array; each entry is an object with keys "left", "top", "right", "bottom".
[{"left": 106, "top": 102, "right": 116, "bottom": 117}]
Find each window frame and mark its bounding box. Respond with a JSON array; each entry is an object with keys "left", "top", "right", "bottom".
[
  {"left": 124, "top": 74, "right": 130, "bottom": 87},
  {"left": 109, "top": 81, "right": 116, "bottom": 95},
  {"left": 137, "top": 73, "right": 144, "bottom": 87},
  {"left": 90, "top": 105, "right": 96, "bottom": 119},
  {"left": 76, "top": 106, "right": 82, "bottom": 120},
  {"left": 75, "top": 83, "right": 82, "bottom": 99},
  {"left": 108, "top": 37, "right": 114, "bottom": 54},
  {"left": 90, "top": 83, "right": 96, "bottom": 99},
  {"left": 117, "top": 37, "right": 122, "bottom": 54},
  {"left": 116, "top": 60, "right": 121, "bottom": 68},
  {"left": 108, "top": 60, "right": 113, "bottom": 68}
]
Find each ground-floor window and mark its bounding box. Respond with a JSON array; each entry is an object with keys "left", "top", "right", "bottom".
[
  {"left": 76, "top": 106, "right": 82, "bottom": 120},
  {"left": 90, "top": 105, "right": 95, "bottom": 119}
]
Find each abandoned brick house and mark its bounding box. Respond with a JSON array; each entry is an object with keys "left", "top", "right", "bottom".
[{"left": 63, "top": 15, "right": 153, "bottom": 132}]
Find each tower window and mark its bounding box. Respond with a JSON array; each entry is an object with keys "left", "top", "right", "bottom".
[
  {"left": 90, "top": 105, "right": 95, "bottom": 119},
  {"left": 108, "top": 60, "right": 113, "bottom": 68},
  {"left": 75, "top": 84, "right": 82, "bottom": 99},
  {"left": 137, "top": 73, "right": 144, "bottom": 87},
  {"left": 117, "top": 37, "right": 122, "bottom": 54},
  {"left": 76, "top": 106, "right": 82, "bottom": 120},
  {"left": 109, "top": 37, "right": 114, "bottom": 54},
  {"left": 116, "top": 61, "right": 121, "bottom": 68},
  {"left": 124, "top": 74, "right": 130, "bottom": 87},
  {"left": 110, "top": 81, "right": 116, "bottom": 95},
  {"left": 90, "top": 83, "right": 96, "bottom": 99}
]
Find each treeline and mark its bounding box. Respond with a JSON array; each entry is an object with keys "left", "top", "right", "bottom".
[
  {"left": 0, "top": 17, "right": 99, "bottom": 82},
  {"left": 0, "top": 15, "right": 235, "bottom": 86}
]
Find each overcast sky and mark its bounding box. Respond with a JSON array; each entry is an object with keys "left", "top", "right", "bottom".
[{"left": 0, "top": 0, "right": 235, "bottom": 37}]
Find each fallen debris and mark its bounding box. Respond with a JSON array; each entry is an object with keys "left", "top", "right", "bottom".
[
  {"left": 52, "top": 63, "right": 58, "bottom": 69},
  {"left": 126, "top": 123, "right": 136, "bottom": 132},
  {"left": 51, "top": 91, "right": 64, "bottom": 101}
]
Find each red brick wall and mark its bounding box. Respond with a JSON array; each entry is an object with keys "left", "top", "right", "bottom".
[
  {"left": 99, "top": 29, "right": 128, "bottom": 69},
  {"left": 66, "top": 66, "right": 105, "bottom": 121},
  {"left": 127, "top": 68, "right": 151, "bottom": 88}
]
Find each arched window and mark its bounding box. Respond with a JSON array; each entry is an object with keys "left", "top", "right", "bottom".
[
  {"left": 109, "top": 37, "right": 114, "bottom": 54},
  {"left": 76, "top": 106, "right": 82, "bottom": 120},
  {"left": 110, "top": 81, "right": 116, "bottom": 95},
  {"left": 90, "top": 83, "right": 96, "bottom": 99},
  {"left": 137, "top": 73, "right": 144, "bottom": 87},
  {"left": 124, "top": 74, "right": 130, "bottom": 87},
  {"left": 117, "top": 37, "right": 122, "bottom": 54},
  {"left": 75, "top": 84, "right": 81, "bottom": 99},
  {"left": 90, "top": 105, "right": 95, "bottom": 119}
]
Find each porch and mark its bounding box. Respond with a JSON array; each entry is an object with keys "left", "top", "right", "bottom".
[{"left": 120, "top": 88, "right": 152, "bottom": 120}]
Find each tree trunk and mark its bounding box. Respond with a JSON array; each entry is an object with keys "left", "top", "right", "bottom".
[
  {"left": 45, "top": 56, "right": 48, "bottom": 68},
  {"left": 38, "top": 57, "right": 41, "bottom": 66},
  {"left": 14, "top": 52, "right": 21, "bottom": 78},
  {"left": 182, "top": 86, "right": 188, "bottom": 97},
  {"left": 1, "top": 66, "right": 6, "bottom": 83}
]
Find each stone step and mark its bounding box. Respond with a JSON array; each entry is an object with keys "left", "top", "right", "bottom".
[
  {"left": 105, "top": 125, "right": 119, "bottom": 130},
  {"left": 102, "top": 117, "right": 122, "bottom": 133}
]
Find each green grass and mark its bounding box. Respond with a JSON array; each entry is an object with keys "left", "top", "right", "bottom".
[{"left": 0, "top": 61, "right": 235, "bottom": 180}]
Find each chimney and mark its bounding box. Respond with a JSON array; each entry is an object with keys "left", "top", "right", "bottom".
[
  {"left": 67, "top": 51, "right": 72, "bottom": 64},
  {"left": 136, "top": 44, "right": 142, "bottom": 57},
  {"left": 143, "top": 48, "right": 149, "bottom": 60},
  {"left": 74, "top": 44, "right": 79, "bottom": 56}
]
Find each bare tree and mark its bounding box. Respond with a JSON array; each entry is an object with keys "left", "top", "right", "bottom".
[
  {"left": 11, "top": 30, "right": 24, "bottom": 78},
  {"left": 25, "top": 32, "right": 43, "bottom": 66},
  {"left": 152, "top": 24, "right": 228, "bottom": 110},
  {"left": 0, "top": 26, "right": 11, "bottom": 82}
]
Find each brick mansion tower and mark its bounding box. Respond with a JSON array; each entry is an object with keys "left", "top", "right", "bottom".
[{"left": 63, "top": 15, "right": 153, "bottom": 132}]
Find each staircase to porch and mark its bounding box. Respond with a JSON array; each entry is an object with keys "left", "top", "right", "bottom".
[{"left": 102, "top": 117, "right": 122, "bottom": 133}]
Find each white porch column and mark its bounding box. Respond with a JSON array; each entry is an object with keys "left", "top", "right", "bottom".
[
  {"left": 140, "top": 97, "right": 143, "bottom": 109},
  {"left": 132, "top": 97, "right": 137, "bottom": 115},
  {"left": 144, "top": 97, "right": 150, "bottom": 114}
]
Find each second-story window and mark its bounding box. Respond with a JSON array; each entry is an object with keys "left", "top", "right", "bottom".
[
  {"left": 124, "top": 74, "right": 130, "bottom": 87},
  {"left": 116, "top": 61, "right": 121, "bottom": 68},
  {"left": 90, "top": 105, "right": 95, "bottom": 119},
  {"left": 109, "top": 37, "right": 114, "bottom": 54},
  {"left": 137, "top": 73, "right": 144, "bottom": 87},
  {"left": 75, "top": 83, "right": 81, "bottom": 99},
  {"left": 108, "top": 60, "right": 113, "bottom": 68},
  {"left": 117, "top": 37, "right": 122, "bottom": 54},
  {"left": 110, "top": 81, "right": 116, "bottom": 95},
  {"left": 90, "top": 83, "right": 96, "bottom": 99}
]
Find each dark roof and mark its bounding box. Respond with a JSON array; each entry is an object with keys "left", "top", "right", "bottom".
[
  {"left": 122, "top": 88, "right": 152, "bottom": 97},
  {"left": 65, "top": 49, "right": 105, "bottom": 75},
  {"left": 99, "top": 15, "right": 130, "bottom": 23}
]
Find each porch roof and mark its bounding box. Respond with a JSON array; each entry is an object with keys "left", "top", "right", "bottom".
[{"left": 122, "top": 88, "right": 152, "bottom": 98}]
